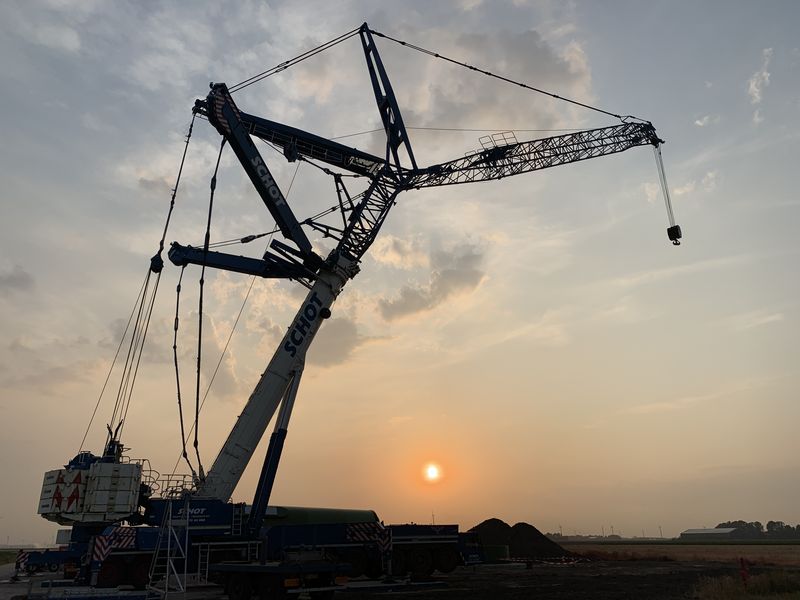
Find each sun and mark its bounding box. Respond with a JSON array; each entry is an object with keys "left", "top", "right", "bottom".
[{"left": 423, "top": 462, "right": 442, "bottom": 483}]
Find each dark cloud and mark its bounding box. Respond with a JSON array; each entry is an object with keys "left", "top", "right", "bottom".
[
  {"left": 307, "top": 317, "right": 368, "bottom": 367},
  {"left": 0, "top": 361, "right": 94, "bottom": 391},
  {"left": 0, "top": 265, "right": 34, "bottom": 296},
  {"left": 378, "top": 243, "right": 485, "bottom": 320},
  {"left": 403, "top": 28, "right": 591, "bottom": 134}
]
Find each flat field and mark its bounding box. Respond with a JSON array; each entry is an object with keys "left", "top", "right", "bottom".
[{"left": 565, "top": 542, "right": 800, "bottom": 567}]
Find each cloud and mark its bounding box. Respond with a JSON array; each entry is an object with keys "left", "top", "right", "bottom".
[
  {"left": 747, "top": 48, "right": 773, "bottom": 104},
  {"left": 747, "top": 48, "right": 773, "bottom": 124},
  {"left": 672, "top": 181, "right": 695, "bottom": 197},
  {"left": 0, "top": 265, "right": 35, "bottom": 296},
  {"left": 385, "top": 25, "right": 595, "bottom": 164},
  {"left": 596, "top": 296, "right": 657, "bottom": 325},
  {"left": 307, "top": 316, "right": 377, "bottom": 367},
  {"left": 0, "top": 359, "right": 101, "bottom": 392},
  {"left": 99, "top": 309, "right": 243, "bottom": 402},
  {"left": 514, "top": 309, "right": 571, "bottom": 346},
  {"left": 693, "top": 115, "right": 719, "bottom": 127},
  {"left": 724, "top": 309, "right": 784, "bottom": 332},
  {"left": 642, "top": 181, "right": 660, "bottom": 204},
  {"left": 370, "top": 235, "right": 429, "bottom": 270},
  {"left": 611, "top": 255, "right": 749, "bottom": 288},
  {"left": 672, "top": 170, "right": 718, "bottom": 197},
  {"left": 701, "top": 170, "right": 718, "bottom": 191},
  {"left": 622, "top": 379, "right": 767, "bottom": 415},
  {"left": 378, "top": 243, "right": 486, "bottom": 320},
  {"left": 36, "top": 24, "right": 81, "bottom": 53}
]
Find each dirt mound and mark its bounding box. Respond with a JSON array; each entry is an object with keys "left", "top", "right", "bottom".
[
  {"left": 509, "top": 521, "right": 569, "bottom": 558},
  {"left": 469, "top": 518, "right": 512, "bottom": 546},
  {"left": 469, "top": 518, "right": 570, "bottom": 559}
]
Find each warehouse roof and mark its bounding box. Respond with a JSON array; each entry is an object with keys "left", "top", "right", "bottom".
[{"left": 681, "top": 528, "right": 738, "bottom": 535}]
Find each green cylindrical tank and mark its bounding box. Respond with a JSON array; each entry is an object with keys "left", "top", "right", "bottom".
[
  {"left": 262, "top": 506, "right": 380, "bottom": 526},
  {"left": 482, "top": 545, "right": 510, "bottom": 561}
]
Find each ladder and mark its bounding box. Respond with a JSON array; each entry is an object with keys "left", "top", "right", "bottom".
[
  {"left": 147, "top": 497, "right": 189, "bottom": 599},
  {"left": 232, "top": 503, "right": 245, "bottom": 536}
]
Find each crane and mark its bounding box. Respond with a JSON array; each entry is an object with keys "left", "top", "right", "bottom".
[
  {"left": 31, "top": 23, "right": 681, "bottom": 590},
  {"left": 168, "top": 23, "right": 681, "bottom": 528}
]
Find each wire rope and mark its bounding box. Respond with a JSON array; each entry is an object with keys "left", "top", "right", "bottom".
[
  {"left": 368, "top": 28, "right": 646, "bottom": 123},
  {"left": 118, "top": 273, "right": 161, "bottom": 439},
  {"left": 229, "top": 28, "right": 360, "bottom": 93},
  {"left": 330, "top": 125, "right": 585, "bottom": 140},
  {"left": 171, "top": 265, "right": 198, "bottom": 479},
  {"left": 192, "top": 138, "right": 227, "bottom": 480},
  {"left": 77, "top": 272, "right": 149, "bottom": 453}
]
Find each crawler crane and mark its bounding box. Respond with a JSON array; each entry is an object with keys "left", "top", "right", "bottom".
[{"left": 29, "top": 23, "right": 681, "bottom": 597}]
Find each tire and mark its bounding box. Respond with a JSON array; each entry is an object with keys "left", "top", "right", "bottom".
[
  {"left": 344, "top": 549, "right": 367, "bottom": 578},
  {"left": 96, "top": 557, "right": 123, "bottom": 588},
  {"left": 391, "top": 550, "right": 407, "bottom": 576},
  {"left": 255, "top": 575, "right": 286, "bottom": 600},
  {"left": 407, "top": 548, "right": 433, "bottom": 577},
  {"left": 130, "top": 556, "right": 151, "bottom": 589},
  {"left": 228, "top": 574, "right": 254, "bottom": 600},
  {"left": 434, "top": 547, "right": 460, "bottom": 574}
]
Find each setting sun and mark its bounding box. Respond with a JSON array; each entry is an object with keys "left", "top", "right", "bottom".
[{"left": 423, "top": 462, "right": 442, "bottom": 483}]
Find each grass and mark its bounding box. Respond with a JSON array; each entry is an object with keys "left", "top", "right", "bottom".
[
  {"left": 567, "top": 543, "right": 800, "bottom": 567},
  {"left": 694, "top": 571, "right": 800, "bottom": 599},
  {"left": 0, "top": 550, "right": 19, "bottom": 565}
]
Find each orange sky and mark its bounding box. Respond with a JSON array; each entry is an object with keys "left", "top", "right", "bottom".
[{"left": 1, "top": 2, "right": 799, "bottom": 546}]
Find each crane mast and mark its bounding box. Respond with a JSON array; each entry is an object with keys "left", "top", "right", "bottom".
[{"left": 169, "top": 23, "right": 681, "bottom": 508}]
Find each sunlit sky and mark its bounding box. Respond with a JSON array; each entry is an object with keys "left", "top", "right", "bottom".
[{"left": 1, "top": 1, "right": 799, "bottom": 546}]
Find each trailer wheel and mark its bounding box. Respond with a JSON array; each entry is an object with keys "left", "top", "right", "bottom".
[
  {"left": 253, "top": 574, "right": 287, "bottom": 600},
  {"left": 391, "top": 550, "right": 407, "bottom": 576},
  {"left": 130, "top": 556, "right": 151, "bottom": 589},
  {"left": 96, "top": 557, "right": 123, "bottom": 588},
  {"left": 228, "top": 573, "right": 254, "bottom": 600},
  {"left": 434, "top": 547, "right": 460, "bottom": 574},
  {"left": 407, "top": 548, "right": 433, "bottom": 577},
  {"left": 343, "top": 549, "right": 367, "bottom": 578}
]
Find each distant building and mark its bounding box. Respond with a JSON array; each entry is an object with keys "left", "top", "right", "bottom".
[{"left": 679, "top": 528, "right": 740, "bottom": 540}]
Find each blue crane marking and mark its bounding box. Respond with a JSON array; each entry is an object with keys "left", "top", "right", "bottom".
[
  {"left": 250, "top": 156, "right": 287, "bottom": 207},
  {"left": 283, "top": 291, "right": 325, "bottom": 358}
]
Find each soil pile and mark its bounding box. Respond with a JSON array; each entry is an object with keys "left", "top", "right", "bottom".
[{"left": 470, "top": 518, "right": 570, "bottom": 559}]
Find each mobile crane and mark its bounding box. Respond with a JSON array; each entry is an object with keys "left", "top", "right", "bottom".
[{"left": 29, "top": 23, "right": 680, "bottom": 597}]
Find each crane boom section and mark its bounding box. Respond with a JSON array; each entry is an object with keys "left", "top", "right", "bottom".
[
  {"left": 203, "top": 84, "right": 316, "bottom": 258},
  {"left": 195, "top": 99, "right": 388, "bottom": 179},
  {"left": 405, "top": 122, "right": 661, "bottom": 189},
  {"left": 197, "top": 254, "right": 354, "bottom": 500}
]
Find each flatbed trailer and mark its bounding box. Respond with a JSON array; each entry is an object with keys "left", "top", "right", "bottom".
[{"left": 211, "top": 559, "right": 349, "bottom": 600}]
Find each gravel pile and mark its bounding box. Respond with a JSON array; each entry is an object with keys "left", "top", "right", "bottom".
[{"left": 470, "top": 518, "right": 570, "bottom": 559}]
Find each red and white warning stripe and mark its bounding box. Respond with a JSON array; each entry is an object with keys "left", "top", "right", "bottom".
[{"left": 92, "top": 527, "right": 138, "bottom": 562}]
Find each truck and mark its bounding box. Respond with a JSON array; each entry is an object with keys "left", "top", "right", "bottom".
[{"left": 23, "top": 22, "right": 679, "bottom": 598}]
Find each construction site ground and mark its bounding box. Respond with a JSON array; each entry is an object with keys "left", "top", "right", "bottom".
[{"left": 4, "top": 556, "right": 800, "bottom": 600}]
